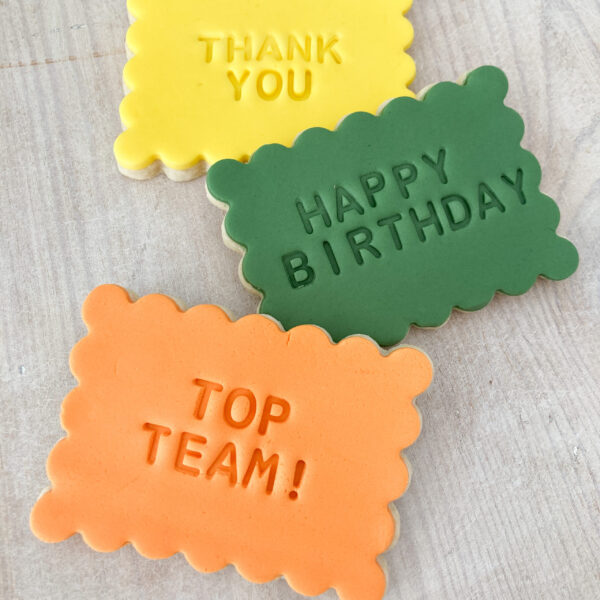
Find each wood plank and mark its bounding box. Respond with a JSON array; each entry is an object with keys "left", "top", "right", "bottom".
[{"left": 1, "top": 1, "right": 598, "bottom": 598}]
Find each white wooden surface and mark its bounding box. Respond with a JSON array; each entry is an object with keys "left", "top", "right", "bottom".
[{"left": 1, "top": 1, "right": 599, "bottom": 598}]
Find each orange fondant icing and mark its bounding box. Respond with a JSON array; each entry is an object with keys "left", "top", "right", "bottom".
[{"left": 30, "top": 285, "right": 432, "bottom": 600}]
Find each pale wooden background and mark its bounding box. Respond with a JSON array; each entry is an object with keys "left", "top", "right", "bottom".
[{"left": 1, "top": 1, "right": 599, "bottom": 599}]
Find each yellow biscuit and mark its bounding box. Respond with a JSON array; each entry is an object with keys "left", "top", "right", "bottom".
[{"left": 114, "top": 0, "right": 415, "bottom": 180}]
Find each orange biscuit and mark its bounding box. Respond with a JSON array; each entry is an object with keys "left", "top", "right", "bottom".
[{"left": 31, "top": 285, "right": 433, "bottom": 600}]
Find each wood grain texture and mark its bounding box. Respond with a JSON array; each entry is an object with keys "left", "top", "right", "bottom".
[{"left": 1, "top": 1, "right": 598, "bottom": 598}]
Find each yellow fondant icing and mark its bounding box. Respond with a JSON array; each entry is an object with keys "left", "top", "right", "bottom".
[{"left": 114, "top": 0, "right": 415, "bottom": 178}]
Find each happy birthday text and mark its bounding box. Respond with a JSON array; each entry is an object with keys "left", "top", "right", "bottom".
[{"left": 282, "top": 148, "right": 528, "bottom": 288}]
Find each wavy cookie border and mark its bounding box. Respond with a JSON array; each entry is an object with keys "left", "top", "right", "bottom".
[
  {"left": 206, "top": 66, "right": 579, "bottom": 345},
  {"left": 114, "top": 0, "right": 415, "bottom": 181},
  {"left": 30, "top": 285, "right": 433, "bottom": 600}
]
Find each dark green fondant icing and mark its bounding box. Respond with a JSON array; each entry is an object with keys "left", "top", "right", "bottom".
[{"left": 207, "top": 66, "right": 579, "bottom": 346}]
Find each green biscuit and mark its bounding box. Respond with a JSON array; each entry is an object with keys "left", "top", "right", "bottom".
[{"left": 207, "top": 66, "right": 579, "bottom": 346}]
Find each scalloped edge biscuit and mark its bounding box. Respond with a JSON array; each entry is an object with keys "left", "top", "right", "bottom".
[
  {"left": 114, "top": 0, "right": 415, "bottom": 181},
  {"left": 30, "top": 285, "right": 433, "bottom": 600},
  {"left": 206, "top": 66, "right": 579, "bottom": 345}
]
